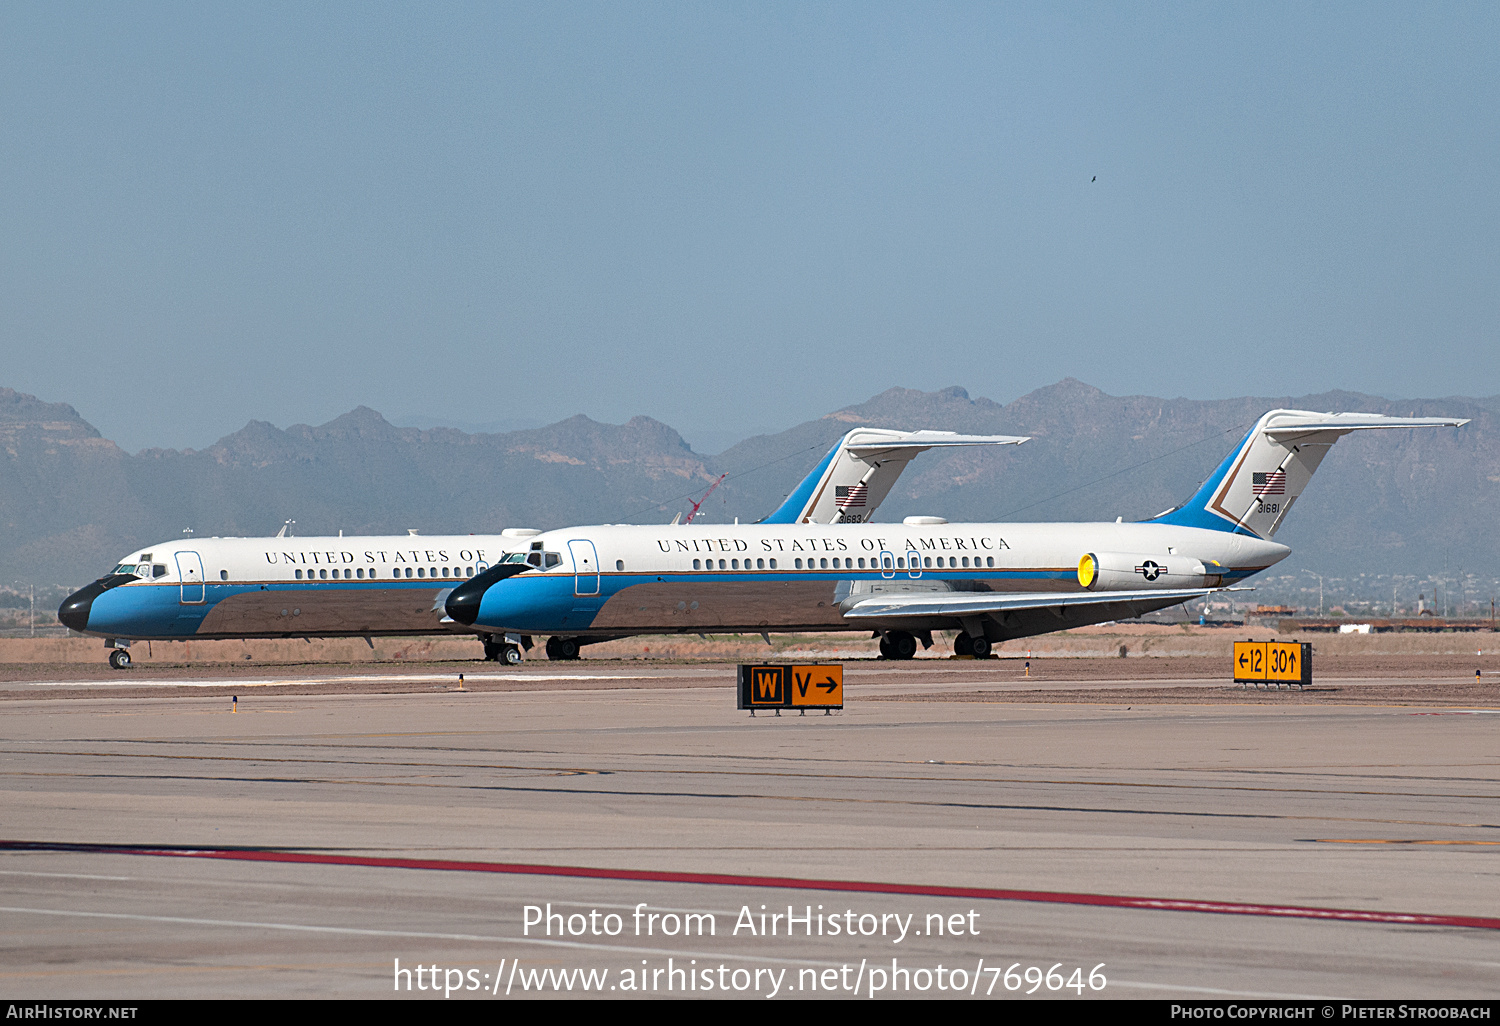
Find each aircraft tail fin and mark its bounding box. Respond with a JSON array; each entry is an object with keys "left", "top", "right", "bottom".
[
  {"left": 761, "top": 428, "right": 1029, "bottom": 525},
  {"left": 1148, "top": 410, "right": 1467, "bottom": 538}
]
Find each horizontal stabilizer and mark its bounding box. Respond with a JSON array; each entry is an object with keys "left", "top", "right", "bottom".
[
  {"left": 1260, "top": 412, "right": 1469, "bottom": 437},
  {"left": 764, "top": 428, "right": 1028, "bottom": 525},
  {"left": 843, "top": 430, "right": 1030, "bottom": 456}
]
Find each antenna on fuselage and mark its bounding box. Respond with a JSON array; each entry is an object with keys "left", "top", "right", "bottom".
[{"left": 275, "top": 520, "right": 295, "bottom": 538}]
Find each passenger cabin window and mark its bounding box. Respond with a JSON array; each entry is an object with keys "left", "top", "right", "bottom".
[
  {"left": 219, "top": 570, "right": 228, "bottom": 581},
  {"left": 615, "top": 560, "right": 624, "bottom": 571},
  {"left": 295, "top": 569, "right": 303, "bottom": 579}
]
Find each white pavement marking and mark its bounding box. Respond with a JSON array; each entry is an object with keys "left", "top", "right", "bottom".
[
  {"left": 1111, "top": 980, "right": 1334, "bottom": 999},
  {"left": 0, "top": 870, "right": 134, "bottom": 881},
  {"left": 0, "top": 905, "right": 839, "bottom": 967},
  {"left": 22, "top": 673, "right": 671, "bottom": 689}
]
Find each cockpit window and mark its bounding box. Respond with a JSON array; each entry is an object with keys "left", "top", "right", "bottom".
[
  {"left": 544, "top": 552, "right": 561, "bottom": 568},
  {"left": 502, "top": 552, "right": 528, "bottom": 564},
  {"left": 111, "top": 562, "right": 166, "bottom": 579}
]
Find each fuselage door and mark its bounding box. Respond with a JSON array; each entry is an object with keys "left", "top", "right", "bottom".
[
  {"left": 879, "top": 550, "right": 896, "bottom": 580},
  {"left": 568, "top": 539, "right": 600, "bottom": 596},
  {"left": 907, "top": 549, "right": 923, "bottom": 579},
  {"left": 175, "top": 551, "right": 206, "bottom": 604}
]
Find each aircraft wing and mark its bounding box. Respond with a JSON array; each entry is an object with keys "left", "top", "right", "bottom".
[{"left": 842, "top": 587, "right": 1222, "bottom": 620}]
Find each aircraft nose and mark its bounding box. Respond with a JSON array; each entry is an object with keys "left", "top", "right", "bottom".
[
  {"left": 58, "top": 582, "right": 106, "bottom": 633},
  {"left": 445, "top": 578, "right": 485, "bottom": 626},
  {"left": 445, "top": 563, "right": 531, "bottom": 625}
]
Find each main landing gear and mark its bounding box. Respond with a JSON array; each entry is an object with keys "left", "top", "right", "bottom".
[
  {"left": 878, "top": 631, "right": 919, "bottom": 660},
  {"left": 953, "top": 632, "right": 992, "bottom": 658},
  {"left": 545, "top": 636, "right": 581, "bottom": 661}
]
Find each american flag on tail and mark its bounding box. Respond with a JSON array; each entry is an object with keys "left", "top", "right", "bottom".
[
  {"left": 835, "top": 484, "right": 868, "bottom": 508},
  {"left": 1252, "top": 471, "right": 1286, "bottom": 496}
]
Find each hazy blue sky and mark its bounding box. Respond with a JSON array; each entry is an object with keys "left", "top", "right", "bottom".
[{"left": 3, "top": 2, "right": 1496, "bottom": 453}]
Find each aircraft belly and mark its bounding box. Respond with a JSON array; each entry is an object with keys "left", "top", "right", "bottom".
[
  {"left": 195, "top": 585, "right": 450, "bottom": 636},
  {"left": 589, "top": 580, "right": 848, "bottom": 631}
]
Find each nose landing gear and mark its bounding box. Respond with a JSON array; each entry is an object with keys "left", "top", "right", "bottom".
[
  {"left": 480, "top": 634, "right": 526, "bottom": 665},
  {"left": 108, "top": 649, "right": 131, "bottom": 670}
]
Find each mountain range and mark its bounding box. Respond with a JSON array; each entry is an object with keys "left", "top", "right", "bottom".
[{"left": 1, "top": 380, "right": 1495, "bottom": 593}]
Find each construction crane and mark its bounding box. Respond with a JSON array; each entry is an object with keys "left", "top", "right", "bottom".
[{"left": 682, "top": 473, "right": 727, "bottom": 524}]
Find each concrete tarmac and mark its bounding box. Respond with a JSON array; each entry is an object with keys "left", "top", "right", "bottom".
[{"left": 1, "top": 663, "right": 1497, "bottom": 999}]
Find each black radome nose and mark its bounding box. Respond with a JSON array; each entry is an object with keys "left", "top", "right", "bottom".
[
  {"left": 445, "top": 562, "right": 531, "bottom": 626},
  {"left": 58, "top": 582, "right": 106, "bottom": 633}
]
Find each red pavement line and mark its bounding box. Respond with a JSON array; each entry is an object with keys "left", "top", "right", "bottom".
[{"left": 95, "top": 845, "right": 1500, "bottom": 932}]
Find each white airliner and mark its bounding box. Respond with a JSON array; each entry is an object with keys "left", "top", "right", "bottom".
[
  {"left": 57, "top": 429, "right": 1022, "bottom": 667},
  {"left": 443, "top": 410, "right": 1468, "bottom": 659}
]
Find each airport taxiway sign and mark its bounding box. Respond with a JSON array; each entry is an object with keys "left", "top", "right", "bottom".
[
  {"left": 1234, "top": 640, "right": 1312, "bottom": 688},
  {"left": 738, "top": 664, "right": 844, "bottom": 710},
  {"left": 789, "top": 664, "right": 843, "bottom": 707}
]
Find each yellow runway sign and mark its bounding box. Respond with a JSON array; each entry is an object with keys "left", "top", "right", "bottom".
[{"left": 1233, "top": 641, "right": 1312, "bottom": 688}]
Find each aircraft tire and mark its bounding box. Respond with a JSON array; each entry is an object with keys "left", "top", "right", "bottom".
[
  {"left": 108, "top": 649, "right": 131, "bottom": 670},
  {"left": 547, "top": 636, "right": 581, "bottom": 661},
  {"left": 969, "top": 636, "right": 992, "bottom": 658},
  {"left": 887, "top": 631, "right": 918, "bottom": 660},
  {"left": 877, "top": 636, "right": 894, "bottom": 660},
  {"left": 481, "top": 637, "right": 503, "bottom": 661},
  {"left": 501, "top": 644, "right": 523, "bottom": 666},
  {"left": 953, "top": 633, "right": 974, "bottom": 657}
]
